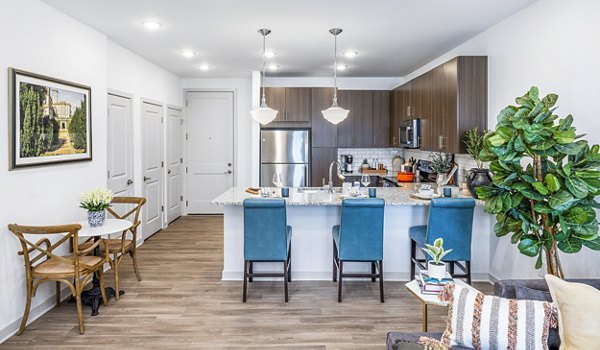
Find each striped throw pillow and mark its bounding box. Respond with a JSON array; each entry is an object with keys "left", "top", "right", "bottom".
[{"left": 439, "top": 284, "right": 558, "bottom": 350}]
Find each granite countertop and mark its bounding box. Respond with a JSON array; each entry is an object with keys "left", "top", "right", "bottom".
[{"left": 211, "top": 184, "right": 480, "bottom": 207}]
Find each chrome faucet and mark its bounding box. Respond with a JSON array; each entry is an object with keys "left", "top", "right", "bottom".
[{"left": 328, "top": 160, "right": 346, "bottom": 193}]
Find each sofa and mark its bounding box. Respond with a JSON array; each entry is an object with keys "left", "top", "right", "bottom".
[{"left": 386, "top": 279, "right": 600, "bottom": 350}]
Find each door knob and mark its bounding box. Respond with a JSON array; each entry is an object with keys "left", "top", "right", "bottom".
[
  {"left": 168, "top": 170, "right": 172, "bottom": 174},
  {"left": 227, "top": 163, "right": 232, "bottom": 167},
  {"left": 143, "top": 176, "right": 151, "bottom": 181},
  {"left": 127, "top": 179, "right": 134, "bottom": 185}
]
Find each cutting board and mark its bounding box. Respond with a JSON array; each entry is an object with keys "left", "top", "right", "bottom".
[{"left": 359, "top": 169, "right": 388, "bottom": 175}]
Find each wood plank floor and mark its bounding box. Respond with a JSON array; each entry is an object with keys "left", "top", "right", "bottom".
[{"left": 2, "top": 216, "right": 492, "bottom": 349}]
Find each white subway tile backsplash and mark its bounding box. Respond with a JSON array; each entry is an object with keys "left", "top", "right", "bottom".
[
  {"left": 337, "top": 148, "right": 404, "bottom": 172},
  {"left": 336, "top": 148, "right": 482, "bottom": 185}
]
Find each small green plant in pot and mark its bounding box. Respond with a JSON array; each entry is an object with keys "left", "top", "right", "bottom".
[
  {"left": 463, "top": 127, "right": 492, "bottom": 198},
  {"left": 430, "top": 153, "right": 455, "bottom": 195},
  {"left": 422, "top": 238, "right": 453, "bottom": 280},
  {"left": 80, "top": 188, "right": 113, "bottom": 227},
  {"left": 476, "top": 86, "right": 600, "bottom": 278},
  {"left": 361, "top": 158, "right": 370, "bottom": 169}
]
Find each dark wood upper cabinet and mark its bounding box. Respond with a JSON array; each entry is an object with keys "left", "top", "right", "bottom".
[
  {"left": 393, "top": 56, "right": 487, "bottom": 153},
  {"left": 337, "top": 90, "right": 373, "bottom": 148},
  {"left": 263, "top": 87, "right": 286, "bottom": 122},
  {"left": 390, "top": 89, "right": 401, "bottom": 147},
  {"left": 411, "top": 71, "right": 433, "bottom": 150},
  {"left": 311, "top": 88, "right": 337, "bottom": 147},
  {"left": 372, "top": 91, "right": 390, "bottom": 147},
  {"left": 262, "top": 87, "right": 311, "bottom": 126},
  {"left": 285, "top": 88, "right": 311, "bottom": 122}
]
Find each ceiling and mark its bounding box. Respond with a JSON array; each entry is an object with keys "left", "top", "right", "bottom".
[{"left": 42, "top": 0, "right": 537, "bottom": 78}]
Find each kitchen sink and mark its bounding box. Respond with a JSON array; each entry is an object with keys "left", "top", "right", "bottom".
[{"left": 297, "top": 187, "right": 342, "bottom": 194}]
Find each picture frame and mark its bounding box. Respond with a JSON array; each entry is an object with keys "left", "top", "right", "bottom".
[{"left": 8, "top": 68, "right": 92, "bottom": 170}]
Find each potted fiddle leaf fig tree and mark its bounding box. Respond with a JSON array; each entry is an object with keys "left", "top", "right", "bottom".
[
  {"left": 463, "top": 127, "right": 492, "bottom": 198},
  {"left": 476, "top": 86, "right": 600, "bottom": 278}
]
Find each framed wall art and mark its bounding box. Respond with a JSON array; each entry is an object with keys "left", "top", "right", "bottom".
[{"left": 8, "top": 68, "right": 92, "bottom": 169}]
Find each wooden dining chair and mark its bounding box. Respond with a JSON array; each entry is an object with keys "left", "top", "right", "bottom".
[
  {"left": 80, "top": 196, "right": 146, "bottom": 300},
  {"left": 8, "top": 223, "right": 109, "bottom": 335}
]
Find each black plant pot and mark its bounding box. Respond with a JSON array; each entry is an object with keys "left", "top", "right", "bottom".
[{"left": 467, "top": 168, "right": 492, "bottom": 199}]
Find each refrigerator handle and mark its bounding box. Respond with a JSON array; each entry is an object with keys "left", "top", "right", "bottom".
[{"left": 305, "top": 164, "right": 309, "bottom": 187}]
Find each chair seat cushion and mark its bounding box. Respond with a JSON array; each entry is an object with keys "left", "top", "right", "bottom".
[
  {"left": 33, "top": 255, "right": 103, "bottom": 275},
  {"left": 80, "top": 239, "right": 134, "bottom": 252},
  {"left": 408, "top": 225, "right": 427, "bottom": 247}
]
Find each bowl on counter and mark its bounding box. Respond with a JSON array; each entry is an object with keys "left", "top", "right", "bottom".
[{"left": 397, "top": 172, "right": 415, "bottom": 182}]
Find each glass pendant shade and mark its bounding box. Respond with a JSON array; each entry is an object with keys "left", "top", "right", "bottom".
[
  {"left": 321, "top": 97, "right": 349, "bottom": 125},
  {"left": 251, "top": 97, "right": 278, "bottom": 124}
]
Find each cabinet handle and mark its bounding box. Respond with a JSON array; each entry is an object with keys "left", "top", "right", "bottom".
[{"left": 392, "top": 136, "right": 396, "bottom": 146}]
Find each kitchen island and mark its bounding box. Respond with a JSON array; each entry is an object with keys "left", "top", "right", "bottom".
[{"left": 211, "top": 186, "right": 492, "bottom": 281}]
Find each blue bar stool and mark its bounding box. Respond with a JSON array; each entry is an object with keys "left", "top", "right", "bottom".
[
  {"left": 409, "top": 198, "right": 476, "bottom": 284},
  {"left": 332, "top": 198, "right": 385, "bottom": 302},
  {"left": 243, "top": 198, "right": 292, "bottom": 302}
]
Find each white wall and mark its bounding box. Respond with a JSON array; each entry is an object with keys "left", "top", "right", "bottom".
[
  {"left": 0, "top": 0, "right": 108, "bottom": 341},
  {"left": 107, "top": 41, "right": 183, "bottom": 229},
  {"left": 181, "top": 78, "right": 256, "bottom": 187},
  {"left": 399, "top": 0, "right": 600, "bottom": 280}
]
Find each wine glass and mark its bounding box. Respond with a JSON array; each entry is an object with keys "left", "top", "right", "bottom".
[
  {"left": 361, "top": 174, "right": 371, "bottom": 188},
  {"left": 272, "top": 172, "right": 283, "bottom": 188}
]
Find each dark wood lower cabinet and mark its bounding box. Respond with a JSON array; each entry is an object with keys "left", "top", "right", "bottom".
[{"left": 311, "top": 147, "right": 339, "bottom": 187}]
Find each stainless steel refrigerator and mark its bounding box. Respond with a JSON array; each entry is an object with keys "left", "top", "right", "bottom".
[{"left": 260, "top": 129, "right": 309, "bottom": 187}]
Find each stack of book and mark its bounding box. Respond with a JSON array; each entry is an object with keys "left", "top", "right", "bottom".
[{"left": 417, "top": 270, "right": 454, "bottom": 295}]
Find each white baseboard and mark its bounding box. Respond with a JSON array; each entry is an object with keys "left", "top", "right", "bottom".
[
  {"left": 0, "top": 284, "right": 74, "bottom": 344},
  {"left": 0, "top": 265, "right": 114, "bottom": 344}
]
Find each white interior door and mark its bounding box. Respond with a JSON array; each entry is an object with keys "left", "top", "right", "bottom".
[
  {"left": 107, "top": 93, "right": 133, "bottom": 197},
  {"left": 186, "top": 91, "right": 234, "bottom": 214},
  {"left": 142, "top": 101, "right": 164, "bottom": 238},
  {"left": 166, "top": 106, "right": 183, "bottom": 223}
]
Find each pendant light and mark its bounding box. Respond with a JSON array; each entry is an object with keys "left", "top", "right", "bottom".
[
  {"left": 250, "top": 29, "right": 279, "bottom": 125},
  {"left": 321, "top": 28, "right": 349, "bottom": 125}
]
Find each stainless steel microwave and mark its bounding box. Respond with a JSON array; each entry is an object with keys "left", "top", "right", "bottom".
[{"left": 399, "top": 118, "right": 420, "bottom": 148}]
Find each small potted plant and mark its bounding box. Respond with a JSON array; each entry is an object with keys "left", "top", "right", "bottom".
[
  {"left": 429, "top": 153, "right": 454, "bottom": 194},
  {"left": 463, "top": 127, "right": 492, "bottom": 198},
  {"left": 80, "top": 188, "right": 113, "bottom": 227},
  {"left": 361, "top": 158, "right": 370, "bottom": 170},
  {"left": 421, "top": 238, "right": 453, "bottom": 280}
]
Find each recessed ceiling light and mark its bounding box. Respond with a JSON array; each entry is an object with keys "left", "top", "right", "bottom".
[
  {"left": 141, "top": 20, "right": 162, "bottom": 31},
  {"left": 268, "top": 64, "right": 279, "bottom": 70},
  {"left": 264, "top": 51, "right": 277, "bottom": 58},
  {"left": 181, "top": 50, "right": 196, "bottom": 58},
  {"left": 336, "top": 64, "right": 348, "bottom": 71},
  {"left": 344, "top": 51, "right": 358, "bottom": 58},
  {"left": 199, "top": 64, "right": 211, "bottom": 71}
]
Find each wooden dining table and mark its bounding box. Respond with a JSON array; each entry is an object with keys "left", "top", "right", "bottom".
[{"left": 75, "top": 218, "right": 132, "bottom": 316}]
